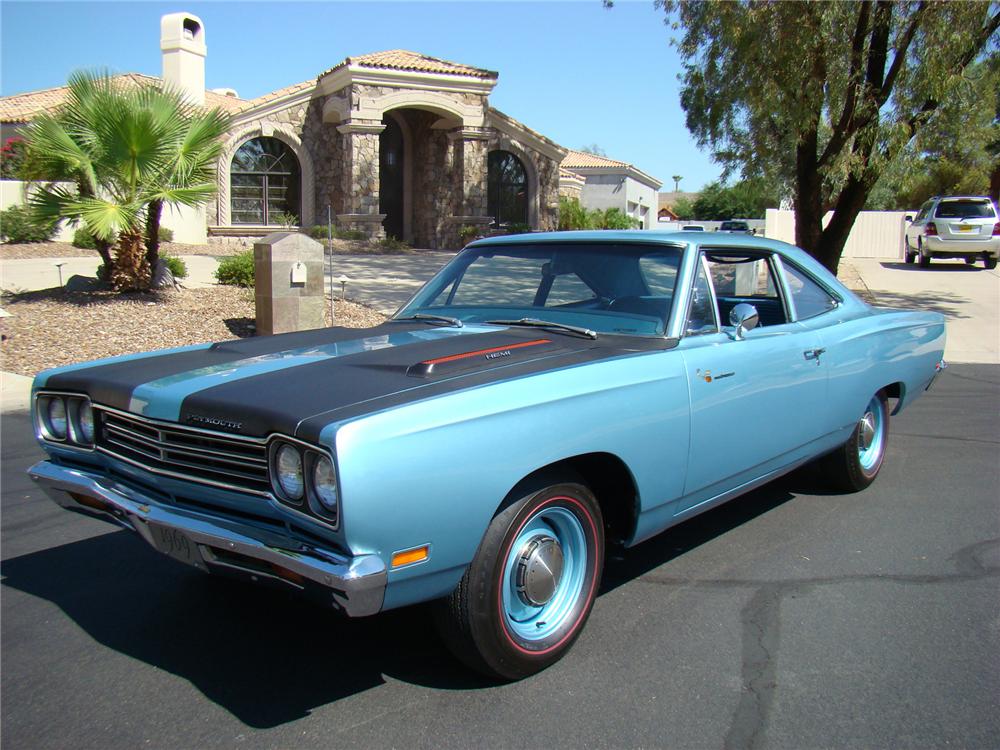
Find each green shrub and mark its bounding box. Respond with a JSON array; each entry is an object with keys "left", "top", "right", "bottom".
[
  {"left": 308, "top": 224, "right": 328, "bottom": 240},
  {"left": 558, "top": 197, "right": 594, "bottom": 230},
  {"left": 598, "top": 208, "right": 639, "bottom": 230},
  {"left": 73, "top": 227, "right": 99, "bottom": 248},
  {"left": 505, "top": 223, "right": 532, "bottom": 235},
  {"left": 215, "top": 250, "right": 255, "bottom": 287},
  {"left": 377, "top": 235, "right": 410, "bottom": 252},
  {"left": 336, "top": 228, "right": 366, "bottom": 241},
  {"left": 161, "top": 253, "right": 187, "bottom": 279},
  {"left": 459, "top": 224, "right": 480, "bottom": 244},
  {"left": 158, "top": 226, "right": 174, "bottom": 243},
  {"left": 0, "top": 205, "right": 55, "bottom": 243}
]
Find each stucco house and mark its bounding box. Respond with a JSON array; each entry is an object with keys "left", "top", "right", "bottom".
[
  {"left": 1, "top": 12, "right": 575, "bottom": 249},
  {"left": 559, "top": 150, "right": 661, "bottom": 229}
]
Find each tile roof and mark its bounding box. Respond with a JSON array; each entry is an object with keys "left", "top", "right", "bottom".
[
  {"left": 561, "top": 149, "right": 632, "bottom": 169},
  {"left": 321, "top": 49, "right": 497, "bottom": 79},
  {"left": 237, "top": 79, "right": 316, "bottom": 113},
  {"left": 0, "top": 73, "right": 247, "bottom": 122}
]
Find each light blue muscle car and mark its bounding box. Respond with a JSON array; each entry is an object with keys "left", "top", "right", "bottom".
[{"left": 28, "top": 231, "right": 946, "bottom": 679}]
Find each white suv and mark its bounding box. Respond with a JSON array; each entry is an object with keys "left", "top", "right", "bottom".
[{"left": 904, "top": 196, "right": 999, "bottom": 269}]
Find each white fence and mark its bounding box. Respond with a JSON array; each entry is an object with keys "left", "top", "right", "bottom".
[
  {"left": 764, "top": 208, "right": 913, "bottom": 259},
  {"left": 1, "top": 180, "right": 75, "bottom": 241}
]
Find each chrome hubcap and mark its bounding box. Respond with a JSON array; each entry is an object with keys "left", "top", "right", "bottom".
[
  {"left": 515, "top": 535, "right": 564, "bottom": 606},
  {"left": 859, "top": 412, "right": 876, "bottom": 451}
]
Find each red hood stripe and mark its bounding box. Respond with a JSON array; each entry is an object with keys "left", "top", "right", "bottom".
[{"left": 420, "top": 338, "right": 552, "bottom": 366}]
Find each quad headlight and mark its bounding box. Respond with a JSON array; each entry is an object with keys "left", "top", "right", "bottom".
[
  {"left": 268, "top": 439, "right": 340, "bottom": 527},
  {"left": 35, "top": 393, "right": 95, "bottom": 448}
]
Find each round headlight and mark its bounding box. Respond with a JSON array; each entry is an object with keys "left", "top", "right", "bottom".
[
  {"left": 47, "top": 398, "right": 68, "bottom": 439},
  {"left": 77, "top": 401, "right": 95, "bottom": 444},
  {"left": 275, "top": 444, "right": 304, "bottom": 500},
  {"left": 312, "top": 455, "right": 339, "bottom": 513}
]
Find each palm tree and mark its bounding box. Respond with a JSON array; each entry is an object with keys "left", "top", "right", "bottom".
[
  {"left": 672, "top": 175, "right": 683, "bottom": 192},
  {"left": 23, "top": 72, "right": 230, "bottom": 290}
]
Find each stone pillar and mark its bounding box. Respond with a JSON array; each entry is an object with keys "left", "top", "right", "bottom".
[
  {"left": 446, "top": 127, "right": 493, "bottom": 247},
  {"left": 336, "top": 120, "right": 386, "bottom": 240},
  {"left": 254, "top": 232, "right": 326, "bottom": 335}
]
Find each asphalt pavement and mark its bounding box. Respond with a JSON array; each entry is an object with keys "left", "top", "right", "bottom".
[{"left": 2, "top": 364, "right": 997, "bottom": 749}]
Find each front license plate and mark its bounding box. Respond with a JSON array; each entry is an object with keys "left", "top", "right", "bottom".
[{"left": 149, "top": 523, "right": 202, "bottom": 568}]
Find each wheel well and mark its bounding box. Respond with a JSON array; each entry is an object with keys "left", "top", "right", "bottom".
[
  {"left": 883, "top": 381, "right": 905, "bottom": 415},
  {"left": 507, "top": 453, "right": 639, "bottom": 548}
]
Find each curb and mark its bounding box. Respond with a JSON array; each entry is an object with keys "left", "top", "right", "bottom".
[{"left": 1, "top": 371, "right": 33, "bottom": 413}]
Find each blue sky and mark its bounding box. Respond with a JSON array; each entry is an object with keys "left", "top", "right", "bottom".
[{"left": 1, "top": 0, "right": 720, "bottom": 191}]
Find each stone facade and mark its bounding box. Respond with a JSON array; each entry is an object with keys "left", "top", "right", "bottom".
[{"left": 210, "top": 52, "right": 568, "bottom": 250}]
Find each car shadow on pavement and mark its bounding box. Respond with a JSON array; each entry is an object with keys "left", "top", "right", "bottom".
[{"left": 2, "top": 467, "right": 825, "bottom": 727}]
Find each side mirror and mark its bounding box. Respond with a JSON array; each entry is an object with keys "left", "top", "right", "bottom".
[
  {"left": 904, "top": 215, "right": 914, "bottom": 222},
  {"left": 729, "top": 303, "right": 759, "bottom": 340}
]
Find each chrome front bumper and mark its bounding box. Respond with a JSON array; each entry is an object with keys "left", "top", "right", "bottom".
[{"left": 28, "top": 460, "right": 386, "bottom": 617}]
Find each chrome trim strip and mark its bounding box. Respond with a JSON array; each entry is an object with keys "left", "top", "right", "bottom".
[
  {"left": 94, "top": 403, "right": 268, "bottom": 446},
  {"left": 27, "top": 460, "right": 385, "bottom": 617},
  {"left": 95, "top": 446, "right": 272, "bottom": 497}
]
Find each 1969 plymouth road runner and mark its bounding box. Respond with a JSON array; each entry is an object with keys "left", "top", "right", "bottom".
[{"left": 29, "top": 231, "right": 946, "bottom": 679}]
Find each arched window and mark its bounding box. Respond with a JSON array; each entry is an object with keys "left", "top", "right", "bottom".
[
  {"left": 231, "top": 137, "right": 301, "bottom": 225},
  {"left": 488, "top": 150, "right": 528, "bottom": 228}
]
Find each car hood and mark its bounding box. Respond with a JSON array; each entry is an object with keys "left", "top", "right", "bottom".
[{"left": 39, "top": 322, "right": 670, "bottom": 441}]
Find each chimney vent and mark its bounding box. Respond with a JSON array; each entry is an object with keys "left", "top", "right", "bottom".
[{"left": 161, "top": 12, "right": 206, "bottom": 106}]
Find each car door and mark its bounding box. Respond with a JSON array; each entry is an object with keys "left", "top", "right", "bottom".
[{"left": 676, "top": 250, "right": 828, "bottom": 513}]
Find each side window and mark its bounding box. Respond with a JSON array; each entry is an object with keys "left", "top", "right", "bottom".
[
  {"left": 703, "top": 252, "right": 787, "bottom": 327},
  {"left": 685, "top": 258, "right": 718, "bottom": 335},
  {"left": 915, "top": 201, "right": 933, "bottom": 222},
  {"left": 783, "top": 262, "right": 838, "bottom": 320},
  {"left": 545, "top": 273, "right": 598, "bottom": 307}
]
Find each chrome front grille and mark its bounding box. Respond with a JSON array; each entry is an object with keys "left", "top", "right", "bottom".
[{"left": 95, "top": 407, "right": 270, "bottom": 495}]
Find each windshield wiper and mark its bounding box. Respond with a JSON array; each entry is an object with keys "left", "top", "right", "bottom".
[
  {"left": 486, "top": 318, "right": 598, "bottom": 340},
  {"left": 392, "top": 314, "right": 464, "bottom": 328}
]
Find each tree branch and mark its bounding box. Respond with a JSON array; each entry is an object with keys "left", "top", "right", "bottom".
[
  {"left": 818, "top": 2, "right": 871, "bottom": 169},
  {"left": 878, "top": 1, "right": 927, "bottom": 105}
]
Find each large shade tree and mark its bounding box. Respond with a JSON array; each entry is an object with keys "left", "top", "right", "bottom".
[
  {"left": 23, "top": 72, "right": 230, "bottom": 290},
  {"left": 655, "top": 0, "right": 999, "bottom": 272}
]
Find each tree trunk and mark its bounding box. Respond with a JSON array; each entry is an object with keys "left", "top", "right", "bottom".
[
  {"left": 111, "top": 230, "right": 152, "bottom": 292},
  {"left": 94, "top": 236, "right": 113, "bottom": 282},
  {"left": 145, "top": 199, "right": 163, "bottom": 270},
  {"left": 990, "top": 160, "right": 1000, "bottom": 207},
  {"left": 815, "top": 174, "right": 872, "bottom": 276},
  {"left": 793, "top": 130, "right": 824, "bottom": 258}
]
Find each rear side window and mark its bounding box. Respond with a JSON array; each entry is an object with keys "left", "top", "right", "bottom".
[
  {"left": 784, "top": 262, "right": 838, "bottom": 320},
  {"left": 934, "top": 200, "right": 996, "bottom": 219}
]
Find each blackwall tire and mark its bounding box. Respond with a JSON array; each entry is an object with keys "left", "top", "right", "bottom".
[
  {"left": 435, "top": 481, "right": 604, "bottom": 680},
  {"left": 819, "top": 391, "right": 890, "bottom": 493}
]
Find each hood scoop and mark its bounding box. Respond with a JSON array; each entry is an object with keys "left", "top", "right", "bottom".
[{"left": 407, "top": 337, "right": 560, "bottom": 378}]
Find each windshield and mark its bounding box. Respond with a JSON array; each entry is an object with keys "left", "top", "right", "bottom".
[
  {"left": 721, "top": 221, "right": 748, "bottom": 231},
  {"left": 934, "top": 200, "right": 996, "bottom": 219},
  {"left": 396, "top": 242, "right": 683, "bottom": 336}
]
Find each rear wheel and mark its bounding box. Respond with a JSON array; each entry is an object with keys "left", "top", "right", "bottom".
[
  {"left": 819, "top": 391, "right": 889, "bottom": 492},
  {"left": 436, "top": 481, "right": 604, "bottom": 680},
  {"left": 965, "top": 256, "right": 977, "bottom": 265},
  {"left": 985, "top": 253, "right": 998, "bottom": 270}
]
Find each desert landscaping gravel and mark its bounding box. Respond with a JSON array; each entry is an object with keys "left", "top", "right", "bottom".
[{"left": 0, "top": 285, "right": 386, "bottom": 377}]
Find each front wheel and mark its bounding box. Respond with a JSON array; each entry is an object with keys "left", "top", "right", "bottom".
[
  {"left": 904, "top": 240, "right": 916, "bottom": 264},
  {"left": 818, "top": 391, "right": 889, "bottom": 492},
  {"left": 436, "top": 481, "right": 604, "bottom": 680}
]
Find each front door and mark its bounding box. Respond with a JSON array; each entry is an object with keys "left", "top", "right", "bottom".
[{"left": 379, "top": 116, "right": 404, "bottom": 241}]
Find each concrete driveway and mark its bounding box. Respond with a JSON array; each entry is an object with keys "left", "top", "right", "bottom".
[{"left": 850, "top": 258, "right": 999, "bottom": 364}]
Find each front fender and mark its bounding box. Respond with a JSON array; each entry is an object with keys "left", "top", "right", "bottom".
[{"left": 329, "top": 350, "right": 689, "bottom": 610}]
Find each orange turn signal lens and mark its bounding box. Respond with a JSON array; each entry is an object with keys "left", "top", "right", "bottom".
[{"left": 391, "top": 545, "right": 429, "bottom": 568}]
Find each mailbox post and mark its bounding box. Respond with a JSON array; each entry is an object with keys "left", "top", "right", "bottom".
[{"left": 253, "top": 232, "right": 326, "bottom": 335}]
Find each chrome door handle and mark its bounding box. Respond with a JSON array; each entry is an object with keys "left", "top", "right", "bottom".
[{"left": 803, "top": 348, "right": 826, "bottom": 361}]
